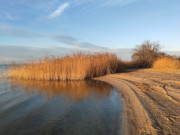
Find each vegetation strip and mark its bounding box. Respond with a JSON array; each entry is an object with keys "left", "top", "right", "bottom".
[{"left": 8, "top": 53, "right": 125, "bottom": 80}]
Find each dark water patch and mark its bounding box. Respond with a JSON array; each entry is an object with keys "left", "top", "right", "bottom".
[
  {"left": 0, "top": 94, "right": 47, "bottom": 126},
  {"left": 0, "top": 79, "right": 124, "bottom": 135}
]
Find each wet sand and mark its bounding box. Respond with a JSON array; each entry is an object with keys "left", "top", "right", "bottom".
[{"left": 95, "top": 69, "right": 180, "bottom": 135}]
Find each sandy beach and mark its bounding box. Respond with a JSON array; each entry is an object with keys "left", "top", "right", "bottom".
[{"left": 95, "top": 69, "right": 180, "bottom": 135}]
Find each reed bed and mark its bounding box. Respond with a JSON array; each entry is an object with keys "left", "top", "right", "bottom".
[
  {"left": 153, "top": 56, "right": 180, "bottom": 70},
  {"left": 8, "top": 53, "right": 124, "bottom": 80}
]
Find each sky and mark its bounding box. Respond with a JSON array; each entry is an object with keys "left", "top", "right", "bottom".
[{"left": 0, "top": 0, "right": 180, "bottom": 63}]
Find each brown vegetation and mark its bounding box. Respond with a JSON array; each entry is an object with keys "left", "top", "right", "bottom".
[
  {"left": 132, "top": 40, "right": 165, "bottom": 68},
  {"left": 123, "top": 61, "right": 138, "bottom": 69},
  {"left": 153, "top": 56, "right": 180, "bottom": 70},
  {"left": 8, "top": 52, "right": 125, "bottom": 81}
]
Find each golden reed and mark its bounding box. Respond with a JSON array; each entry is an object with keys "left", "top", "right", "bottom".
[
  {"left": 8, "top": 53, "right": 124, "bottom": 80},
  {"left": 153, "top": 56, "right": 180, "bottom": 70}
]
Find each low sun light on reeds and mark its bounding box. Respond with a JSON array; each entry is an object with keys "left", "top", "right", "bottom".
[
  {"left": 8, "top": 52, "right": 124, "bottom": 81},
  {"left": 153, "top": 56, "right": 180, "bottom": 70}
]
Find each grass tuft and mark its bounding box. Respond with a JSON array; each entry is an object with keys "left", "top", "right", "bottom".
[{"left": 153, "top": 57, "right": 180, "bottom": 70}]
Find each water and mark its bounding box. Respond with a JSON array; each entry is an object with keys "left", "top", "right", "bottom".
[
  {"left": 0, "top": 64, "right": 9, "bottom": 77},
  {"left": 0, "top": 69, "right": 124, "bottom": 135},
  {"left": 0, "top": 64, "right": 4, "bottom": 74}
]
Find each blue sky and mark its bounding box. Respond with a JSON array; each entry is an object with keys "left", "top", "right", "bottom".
[{"left": 0, "top": 0, "right": 180, "bottom": 50}]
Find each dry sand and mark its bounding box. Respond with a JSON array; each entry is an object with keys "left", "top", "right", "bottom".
[{"left": 95, "top": 69, "right": 180, "bottom": 135}]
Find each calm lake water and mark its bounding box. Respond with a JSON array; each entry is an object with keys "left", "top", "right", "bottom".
[
  {"left": 0, "top": 67, "right": 124, "bottom": 135},
  {"left": 0, "top": 64, "right": 4, "bottom": 74}
]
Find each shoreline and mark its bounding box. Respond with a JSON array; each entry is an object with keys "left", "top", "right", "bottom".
[
  {"left": 94, "top": 76, "right": 156, "bottom": 135},
  {"left": 94, "top": 69, "right": 180, "bottom": 135}
]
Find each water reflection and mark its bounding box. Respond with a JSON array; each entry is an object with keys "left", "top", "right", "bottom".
[
  {"left": 0, "top": 79, "right": 123, "bottom": 135},
  {"left": 10, "top": 79, "right": 112, "bottom": 101}
]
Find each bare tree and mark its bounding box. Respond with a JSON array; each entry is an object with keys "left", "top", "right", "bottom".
[{"left": 132, "top": 40, "right": 163, "bottom": 68}]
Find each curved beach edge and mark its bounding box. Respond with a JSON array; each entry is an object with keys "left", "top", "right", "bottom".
[
  {"left": 94, "top": 76, "right": 157, "bottom": 135},
  {"left": 94, "top": 69, "right": 180, "bottom": 135}
]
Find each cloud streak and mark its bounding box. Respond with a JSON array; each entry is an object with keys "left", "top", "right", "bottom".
[
  {"left": 0, "top": 24, "right": 42, "bottom": 38},
  {"left": 101, "top": 0, "right": 140, "bottom": 7},
  {"left": 48, "top": 2, "right": 69, "bottom": 19},
  {"left": 50, "top": 35, "right": 107, "bottom": 49},
  {"left": 73, "top": 0, "right": 138, "bottom": 7},
  {"left": 0, "top": 24, "right": 106, "bottom": 49}
]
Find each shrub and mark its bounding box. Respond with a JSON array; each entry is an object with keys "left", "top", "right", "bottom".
[
  {"left": 123, "top": 61, "right": 139, "bottom": 69},
  {"left": 132, "top": 40, "right": 164, "bottom": 68}
]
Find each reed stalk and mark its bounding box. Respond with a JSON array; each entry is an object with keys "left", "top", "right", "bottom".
[{"left": 8, "top": 52, "right": 124, "bottom": 80}]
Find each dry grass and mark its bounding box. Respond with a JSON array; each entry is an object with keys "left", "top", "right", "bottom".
[
  {"left": 8, "top": 52, "right": 125, "bottom": 80},
  {"left": 153, "top": 57, "right": 180, "bottom": 70}
]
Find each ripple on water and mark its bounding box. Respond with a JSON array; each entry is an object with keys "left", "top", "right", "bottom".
[{"left": 0, "top": 79, "right": 124, "bottom": 135}]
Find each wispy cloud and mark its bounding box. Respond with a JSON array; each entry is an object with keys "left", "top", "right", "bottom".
[
  {"left": 2, "top": 11, "right": 16, "bottom": 20},
  {"left": 48, "top": 2, "right": 70, "bottom": 19},
  {"left": 0, "top": 24, "right": 106, "bottom": 49},
  {"left": 73, "top": 0, "right": 138, "bottom": 7},
  {"left": 102, "top": 0, "right": 139, "bottom": 6},
  {"left": 50, "top": 35, "right": 107, "bottom": 49},
  {"left": 0, "top": 24, "right": 42, "bottom": 38}
]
